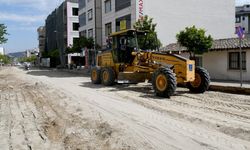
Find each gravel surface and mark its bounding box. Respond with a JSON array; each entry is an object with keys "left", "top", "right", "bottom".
[{"left": 0, "top": 67, "right": 250, "bottom": 150}]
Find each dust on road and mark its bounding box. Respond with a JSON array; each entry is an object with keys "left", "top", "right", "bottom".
[{"left": 0, "top": 67, "right": 250, "bottom": 150}]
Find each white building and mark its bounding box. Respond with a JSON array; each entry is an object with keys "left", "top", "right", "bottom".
[
  {"left": 79, "top": 0, "right": 235, "bottom": 47},
  {"left": 66, "top": 0, "right": 81, "bottom": 65},
  {"left": 66, "top": 1, "right": 80, "bottom": 47},
  {"left": 164, "top": 38, "right": 250, "bottom": 81}
]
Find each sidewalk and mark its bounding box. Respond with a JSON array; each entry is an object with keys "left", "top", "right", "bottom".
[{"left": 210, "top": 80, "right": 250, "bottom": 95}]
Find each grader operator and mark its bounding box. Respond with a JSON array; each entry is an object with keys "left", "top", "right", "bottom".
[{"left": 91, "top": 29, "right": 210, "bottom": 98}]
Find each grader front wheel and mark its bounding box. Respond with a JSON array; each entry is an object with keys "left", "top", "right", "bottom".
[
  {"left": 187, "top": 67, "right": 210, "bottom": 93},
  {"left": 91, "top": 67, "right": 101, "bottom": 84},
  {"left": 152, "top": 68, "right": 177, "bottom": 98}
]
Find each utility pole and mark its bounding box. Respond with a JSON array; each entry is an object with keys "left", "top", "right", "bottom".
[
  {"left": 236, "top": 26, "right": 245, "bottom": 87},
  {"left": 239, "top": 37, "right": 243, "bottom": 87}
]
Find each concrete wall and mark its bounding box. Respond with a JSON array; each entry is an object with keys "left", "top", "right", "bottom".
[
  {"left": 144, "top": 0, "right": 236, "bottom": 46},
  {"left": 203, "top": 50, "right": 250, "bottom": 81},
  {"left": 180, "top": 50, "right": 250, "bottom": 81}
]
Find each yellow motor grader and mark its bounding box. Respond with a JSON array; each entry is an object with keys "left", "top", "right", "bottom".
[{"left": 91, "top": 29, "right": 210, "bottom": 98}]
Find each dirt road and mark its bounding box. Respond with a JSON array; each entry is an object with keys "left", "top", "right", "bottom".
[{"left": 0, "top": 67, "right": 250, "bottom": 150}]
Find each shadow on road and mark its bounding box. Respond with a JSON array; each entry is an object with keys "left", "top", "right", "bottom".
[
  {"left": 80, "top": 81, "right": 191, "bottom": 100},
  {"left": 80, "top": 82, "right": 104, "bottom": 89}
]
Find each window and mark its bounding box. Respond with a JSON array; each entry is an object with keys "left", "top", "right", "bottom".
[
  {"left": 88, "top": 9, "right": 93, "bottom": 21},
  {"left": 80, "top": 30, "right": 87, "bottom": 37},
  {"left": 73, "top": 23, "right": 79, "bottom": 31},
  {"left": 72, "top": 8, "right": 78, "bottom": 16},
  {"left": 228, "top": 52, "right": 246, "bottom": 70},
  {"left": 242, "top": 16, "right": 245, "bottom": 21},
  {"left": 105, "top": 0, "right": 112, "bottom": 13},
  {"left": 73, "top": 38, "right": 79, "bottom": 45},
  {"left": 236, "top": 16, "right": 241, "bottom": 23},
  {"left": 88, "top": 29, "right": 93, "bottom": 37},
  {"left": 116, "top": 14, "right": 131, "bottom": 31},
  {"left": 105, "top": 23, "right": 112, "bottom": 36},
  {"left": 115, "top": 0, "right": 131, "bottom": 12},
  {"left": 79, "top": 0, "right": 86, "bottom": 9},
  {"left": 79, "top": 13, "right": 86, "bottom": 27}
]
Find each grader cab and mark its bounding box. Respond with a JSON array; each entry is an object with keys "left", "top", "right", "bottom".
[{"left": 91, "top": 29, "right": 210, "bottom": 98}]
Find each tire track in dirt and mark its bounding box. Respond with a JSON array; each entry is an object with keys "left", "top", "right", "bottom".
[
  {"left": 110, "top": 88, "right": 250, "bottom": 142},
  {"left": 69, "top": 79, "right": 250, "bottom": 148},
  {"left": 180, "top": 94, "right": 250, "bottom": 112},
  {"left": 82, "top": 90, "right": 250, "bottom": 150},
  {"left": 19, "top": 90, "right": 47, "bottom": 143},
  {"left": 21, "top": 82, "right": 135, "bottom": 150},
  {"left": 1, "top": 70, "right": 128, "bottom": 150},
  {"left": 2, "top": 67, "right": 250, "bottom": 150}
]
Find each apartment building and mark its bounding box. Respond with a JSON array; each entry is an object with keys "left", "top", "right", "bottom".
[
  {"left": 79, "top": 0, "right": 102, "bottom": 46},
  {"left": 45, "top": 0, "right": 79, "bottom": 66},
  {"left": 79, "top": 0, "right": 235, "bottom": 47},
  {"left": 37, "top": 26, "right": 46, "bottom": 55},
  {"left": 79, "top": 0, "right": 142, "bottom": 47},
  {"left": 236, "top": 4, "right": 250, "bottom": 37}
]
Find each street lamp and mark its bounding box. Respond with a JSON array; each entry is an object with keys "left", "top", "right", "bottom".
[
  {"left": 54, "top": 30, "right": 59, "bottom": 49},
  {"left": 54, "top": 30, "right": 65, "bottom": 67}
]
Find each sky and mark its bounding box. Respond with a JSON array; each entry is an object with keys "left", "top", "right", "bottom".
[
  {"left": 0, "top": 0, "right": 64, "bottom": 53},
  {"left": 0, "top": 0, "right": 249, "bottom": 53}
]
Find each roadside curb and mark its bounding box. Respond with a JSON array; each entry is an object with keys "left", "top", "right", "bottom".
[{"left": 209, "top": 85, "right": 250, "bottom": 95}]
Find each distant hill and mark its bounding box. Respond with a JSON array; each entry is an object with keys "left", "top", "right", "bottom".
[{"left": 8, "top": 51, "right": 26, "bottom": 58}]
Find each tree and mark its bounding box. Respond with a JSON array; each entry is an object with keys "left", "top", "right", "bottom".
[
  {"left": 176, "top": 26, "right": 213, "bottom": 58},
  {"left": 19, "top": 56, "right": 37, "bottom": 63},
  {"left": 0, "top": 24, "right": 8, "bottom": 44},
  {"left": 0, "top": 54, "right": 11, "bottom": 64},
  {"left": 133, "top": 15, "right": 162, "bottom": 50},
  {"left": 65, "top": 37, "right": 100, "bottom": 54},
  {"left": 65, "top": 38, "right": 82, "bottom": 54}
]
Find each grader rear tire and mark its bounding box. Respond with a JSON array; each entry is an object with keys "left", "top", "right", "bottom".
[
  {"left": 91, "top": 67, "right": 101, "bottom": 84},
  {"left": 152, "top": 67, "right": 177, "bottom": 98},
  {"left": 187, "top": 67, "right": 210, "bottom": 93},
  {"left": 101, "top": 67, "right": 115, "bottom": 86}
]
